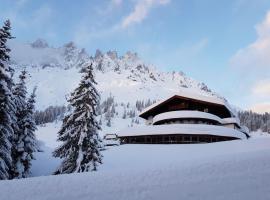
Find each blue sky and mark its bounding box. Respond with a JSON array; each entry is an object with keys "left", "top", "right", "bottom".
[{"left": 1, "top": 0, "right": 270, "bottom": 112}]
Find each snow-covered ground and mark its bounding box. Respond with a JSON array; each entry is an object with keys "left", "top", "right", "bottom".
[
  {"left": 31, "top": 123, "right": 61, "bottom": 176},
  {"left": 0, "top": 123, "right": 269, "bottom": 200},
  {"left": 3, "top": 39, "right": 269, "bottom": 200}
]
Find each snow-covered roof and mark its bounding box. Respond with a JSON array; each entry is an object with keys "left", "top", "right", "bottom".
[
  {"left": 152, "top": 111, "right": 223, "bottom": 124},
  {"left": 118, "top": 124, "right": 246, "bottom": 139},
  {"left": 240, "top": 126, "right": 249, "bottom": 134},
  {"left": 104, "top": 134, "right": 118, "bottom": 139},
  {"left": 139, "top": 90, "right": 235, "bottom": 118},
  {"left": 222, "top": 118, "right": 240, "bottom": 126}
]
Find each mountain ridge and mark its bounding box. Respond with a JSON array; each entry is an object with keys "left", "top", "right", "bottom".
[
  {"left": 9, "top": 39, "right": 222, "bottom": 107},
  {"left": 8, "top": 39, "right": 226, "bottom": 134}
]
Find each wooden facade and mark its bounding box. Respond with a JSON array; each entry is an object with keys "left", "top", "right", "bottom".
[
  {"left": 139, "top": 95, "right": 232, "bottom": 119},
  {"left": 119, "top": 134, "right": 238, "bottom": 144}
]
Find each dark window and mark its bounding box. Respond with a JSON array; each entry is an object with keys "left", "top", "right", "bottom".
[{"left": 191, "top": 136, "right": 197, "bottom": 142}]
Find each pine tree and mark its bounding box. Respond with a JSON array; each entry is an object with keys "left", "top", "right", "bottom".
[
  {"left": 122, "top": 107, "right": 127, "bottom": 119},
  {"left": 23, "top": 87, "right": 39, "bottom": 177},
  {"left": 0, "top": 19, "right": 16, "bottom": 180},
  {"left": 98, "top": 116, "right": 102, "bottom": 126},
  {"left": 11, "top": 70, "right": 27, "bottom": 178},
  {"left": 105, "top": 108, "right": 112, "bottom": 127},
  {"left": 53, "top": 63, "right": 102, "bottom": 174},
  {"left": 238, "top": 111, "right": 270, "bottom": 133},
  {"left": 12, "top": 71, "right": 38, "bottom": 178},
  {"left": 111, "top": 104, "right": 115, "bottom": 117},
  {"left": 0, "top": 20, "right": 14, "bottom": 74}
]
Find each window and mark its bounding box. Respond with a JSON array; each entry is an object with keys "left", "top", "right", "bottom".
[
  {"left": 192, "top": 136, "right": 198, "bottom": 142},
  {"left": 169, "top": 102, "right": 187, "bottom": 110}
]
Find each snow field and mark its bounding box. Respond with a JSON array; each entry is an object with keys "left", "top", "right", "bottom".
[{"left": 1, "top": 136, "right": 270, "bottom": 200}]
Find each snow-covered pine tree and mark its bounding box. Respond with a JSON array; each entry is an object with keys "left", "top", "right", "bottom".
[
  {"left": 105, "top": 108, "right": 112, "bottom": 127},
  {"left": 0, "top": 20, "right": 14, "bottom": 74},
  {"left": 122, "top": 107, "right": 127, "bottom": 119},
  {"left": 12, "top": 71, "right": 38, "bottom": 178},
  {"left": 53, "top": 63, "right": 102, "bottom": 174},
  {"left": 34, "top": 105, "right": 67, "bottom": 125},
  {"left": 111, "top": 104, "right": 115, "bottom": 117},
  {"left": 98, "top": 116, "right": 102, "bottom": 126},
  {"left": 23, "top": 87, "right": 39, "bottom": 177},
  {"left": 0, "top": 19, "right": 16, "bottom": 180},
  {"left": 11, "top": 70, "right": 27, "bottom": 178}
]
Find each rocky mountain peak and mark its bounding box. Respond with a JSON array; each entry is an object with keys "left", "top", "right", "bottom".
[
  {"left": 9, "top": 39, "right": 223, "bottom": 109},
  {"left": 106, "top": 50, "right": 118, "bottom": 60},
  {"left": 123, "top": 51, "right": 139, "bottom": 62},
  {"left": 63, "top": 42, "right": 76, "bottom": 51},
  {"left": 95, "top": 49, "right": 103, "bottom": 59},
  {"left": 31, "top": 39, "right": 49, "bottom": 48}
]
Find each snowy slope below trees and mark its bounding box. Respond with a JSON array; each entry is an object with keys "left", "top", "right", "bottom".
[{"left": 1, "top": 127, "right": 270, "bottom": 200}]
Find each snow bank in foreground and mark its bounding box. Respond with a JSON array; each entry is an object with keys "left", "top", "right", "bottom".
[
  {"left": 31, "top": 123, "right": 268, "bottom": 177},
  {"left": 1, "top": 135, "right": 270, "bottom": 200}
]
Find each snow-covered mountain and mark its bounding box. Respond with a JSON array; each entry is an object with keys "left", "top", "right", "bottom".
[
  {"left": 9, "top": 39, "right": 221, "bottom": 107},
  {"left": 9, "top": 39, "right": 224, "bottom": 134}
]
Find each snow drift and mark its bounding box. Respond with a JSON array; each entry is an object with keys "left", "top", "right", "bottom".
[{"left": 1, "top": 135, "right": 270, "bottom": 200}]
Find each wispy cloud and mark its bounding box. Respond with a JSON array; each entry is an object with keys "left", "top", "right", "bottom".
[
  {"left": 230, "top": 11, "right": 270, "bottom": 71},
  {"left": 250, "top": 102, "right": 270, "bottom": 113},
  {"left": 230, "top": 10, "right": 270, "bottom": 112},
  {"left": 73, "top": 0, "right": 170, "bottom": 45},
  {"left": 250, "top": 79, "right": 270, "bottom": 112},
  {"left": 252, "top": 79, "right": 270, "bottom": 97},
  {"left": 0, "top": 1, "right": 54, "bottom": 38},
  {"left": 95, "top": 0, "right": 123, "bottom": 16},
  {"left": 121, "top": 0, "right": 170, "bottom": 28}
]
